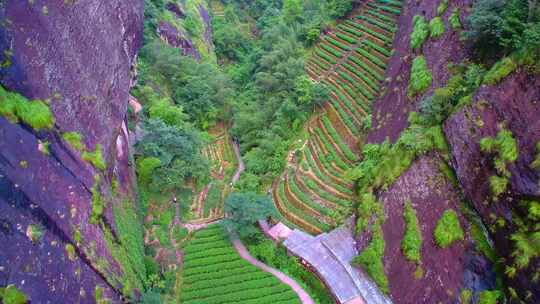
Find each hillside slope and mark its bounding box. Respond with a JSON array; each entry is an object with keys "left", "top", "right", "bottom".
[
  {"left": 274, "top": 0, "right": 403, "bottom": 234},
  {"left": 358, "top": 0, "right": 540, "bottom": 301}
]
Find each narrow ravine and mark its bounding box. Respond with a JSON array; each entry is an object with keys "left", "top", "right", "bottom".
[{"left": 229, "top": 137, "right": 316, "bottom": 304}]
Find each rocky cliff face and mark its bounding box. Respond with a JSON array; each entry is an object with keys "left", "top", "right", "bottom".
[
  {"left": 0, "top": 0, "right": 144, "bottom": 302},
  {"left": 364, "top": 0, "right": 540, "bottom": 301},
  {"left": 444, "top": 72, "right": 540, "bottom": 301},
  {"left": 155, "top": 0, "right": 215, "bottom": 61}
]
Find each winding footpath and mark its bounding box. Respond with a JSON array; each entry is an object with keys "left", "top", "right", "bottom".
[
  {"left": 231, "top": 236, "right": 315, "bottom": 304},
  {"left": 231, "top": 139, "right": 245, "bottom": 183},
  {"left": 229, "top": 138, "right": 316, "bottom": 304}
]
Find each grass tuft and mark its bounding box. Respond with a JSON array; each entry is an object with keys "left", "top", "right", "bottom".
[
  {"left": 401, "top": 201, "right": 422, "bottom": 264},
  {"left": 434, "top": 209, "right": 464, "bottom": 248},
  {"left": 410, "top": 15, "right": 429, "bottom": 50},
  {"left": 82, "top": 144, "right": 106, "bottom": 170},
  {"left": 408, "top": 56, "right": 432, "bottom": 98}
]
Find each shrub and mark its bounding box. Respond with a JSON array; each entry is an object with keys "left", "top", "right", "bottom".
[
  {"left": 532, "top": 141, "right": 540, "bottom": 168},
  {"left": 460, "top": 289, "right": 473, "bottom": 304},
  {"left": 0, "top": 285, "right": 28, "bottom": 304},
  {"left": 410, "top": 15, "right": 429, "bottom": 50},
  {"left": 437, "top": 0, "right": 448, "bottom": 15},
  {"left": 136, "top": 157, "right": 161, "bottom": 185},
  {"left": 14, "top": 99, "right": 55, "bottom": 130},
  {"left": 408, "top": 56, "right": 432, "bottom": 98},
  {"left": 478, "top": 290, "right": 502, "bottom": 304},
  {"left": 356, "top": 192, "right": 383, "bottom": 234},
  {"left": 90, "top": 178, "right": 105, "bottom": 224},
  {"left": 434, "top": 209, "right": 464, "bottom": 248},
  {"left": 352, "top": 224, "right": 388, "bottom": 293},
  {"left": 82, "top": 144, "right": 106, "bottom": 170},
  {"left": 449, "top": 8, "right": 461, "bottom": 29},
  {"left": 0, "top": 86, "right": 55, "bottom": 130},
  {"left": 483, "top": 57, "right": 518, "bottom": 85},
  {"left": 510, "top": 230, "right": 540, "bottom": 269},
  {"left": 480, "top": 129, "right": 518, "bottom": 166},
  {"left": 63, "top": 132, "right": 84, "bottom": 151},
  {"left": 489, "top": 175, "right": 509, "bottom": 198},
  {"left": 429, "top": 17, "right": 445, "bottom": 38},
  {"left": 401, "top": 201, "right": 422, "bottom": 263}
]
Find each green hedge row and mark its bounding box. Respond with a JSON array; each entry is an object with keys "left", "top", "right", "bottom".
[
  {"left": 303, "top": 148, "right": 354, "bottom": 195},
  {"left": 338, "top": 23, "right": 363, "bottom": 38},
  {"left": 325, "top": 80, "right": 368, "bottom": 117},
  {"left": 366, "top": 9, "right": 395, "bottom": 24},
  {"left": 314, "top": 127, "right": 350, "bottom": 171},
  {"left": 348, "top": 54, "right": 384, "bottom": 81},
  {"left": 328, "top": 98, "right": 360, "bottom": 135},
  {"left": 356, "top": 44, "right": 386, "bottom": 69},
  {"left": 371, "top": 2, "right": 401, "bottom": 15},
  {"left": 185, "top": 270, "right": 268, "bottom": 291},
  {"left": 183, "top": 266, "right": 259, "bottom": 285},
  {"left": 288, "top": 174, "right": 331, "bottom": 217},
  {"left": 325, "top": 36, "right": 351, "bottom": 51},
  {"left": 278, "top": 182, "right": 330, "bottom": 231},
  {"left": 320, "top": 43, "right": 343, "bottom": 58},
  {"left": 363, "top": 39, "right": 392, "bottom": 57},
  {"left": 302, "top": 176, "right": 352, "bottom": 208},
  {"left": 182, "top": 277, "right": 286, "bottom": 301},
  {"left": 321, "top": 116, "right": 359, "bottom": 162},
  {"left": 183, "top": 285, "right": 298, "bottom": 304},
  {"left": 309, "top": 137, "right": 351, "bottom": 183},
  {"left": 184, "top": 253, "right": 240, "bottom": 269},
  {"left": 377, "top": 0, "right": 403, "bottom": 8},
  {"left": 340, "top": 64, "right": 378, "bottom": 96},
  {"left": 358, "top": 15, "right": 396, "bottom": 33},
  {"left": 315, "top": 48, "right": 337, "bottom": 64},
  {"left": 346, "top": 20, "right": 392, "bottom": 44},
  {"left": 336, "top": 32, "right": 357, "bottom": 44},
  {"left": 184, "top": 247, "right": 236, "bottom": 262}
]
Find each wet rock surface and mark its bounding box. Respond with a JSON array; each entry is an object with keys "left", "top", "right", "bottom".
[
  {"left": 374, "top": 155, "right": 494, "bottom": 303},
  {"left": 157, "top": 21, "right": 202, "bottom": 60},
  {"left": 0, "top": 0, "right": 144, "bottom": 301},
  {"left": 368, "top": 0, "right": 472, "bottom": 144},
  {"left": 444, "top": 71, "right": 540, "bottom": 301}
]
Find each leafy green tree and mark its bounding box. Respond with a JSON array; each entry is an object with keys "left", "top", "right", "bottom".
[
  {"left": 136, "top": 119, "right": 210, "bottom": 190},
  {"left": 282, "top": 0, "right": 302, "bottom": 23},
  {"left": 223, "top": 192, "right": 277, "bottom": 238}
]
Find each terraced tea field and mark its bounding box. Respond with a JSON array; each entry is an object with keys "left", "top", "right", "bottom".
[
  {"left": 180, "top": 225, "right": 301, "bottom": 304},
  {"left": 191, "top": 132, "right": 236, "bottom": 222},
  {"left": 274, "top": 0, "right": 402, "bottom": 234}
]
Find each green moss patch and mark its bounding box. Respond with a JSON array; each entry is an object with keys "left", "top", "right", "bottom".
[
  {"left": 408, "top": 56, "right": 432, "bottom": 98},
  {"left": 352, "top": 224, "right": 389, "bottom": 293},
  {"left": 410, "top": 15, "right": 429, "bottom": 50},
  {"left": 483, "top": 57, "right": 517, "bottom": 85},
  {"left": 82, "top": 144, "right": 106, "bottom": 170},
  {"left": 0, "top": 85, "right": 55, "bottom": 130},
  {"left": 63, "top": 132, "right": 84, "bottom": 151},
  {"left": 429, "top": 17, "right": 445, "bottom": 38},
  {"left": 480, "top": 129, "right": 518, "bottom": 199},
  {"left": 0, "top": 285, "right": 28, "bottom": 304},
  {"left": 401, "top": 201, "right": 422, "bottom": 264},
  {"left": 478, "top": 290, "right": 502, "bottom": 304},
  {"left": 434, "top": 209, "right": 464, "bottom": 248},
  {"left": 437, "top": 0, "right": 448, "bottom": 15},
  {"left": 449, "top": 8, "right": 461, "bottom": 29}
]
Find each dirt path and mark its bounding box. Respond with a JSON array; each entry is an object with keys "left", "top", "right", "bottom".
[
  {"left": 231, "top": 140, "right": 245, "bottom": 183},
  {"left": 169, "top": 202, "right": 183, "bottom": 264},
  {"left": 230, "top": 236, "right": 315, "bottom": 304}
]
